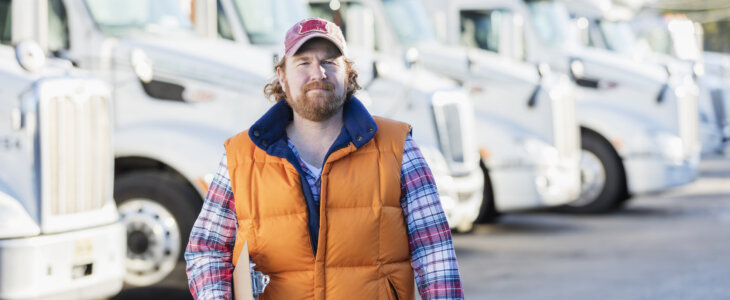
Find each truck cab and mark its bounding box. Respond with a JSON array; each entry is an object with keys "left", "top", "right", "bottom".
[
  {"left": 433, "top": 0, "right": 700, "bottom": 213},
  {"left": 192, "top": 0, "right": 486, "bottom": 231},
  {"left": 0, "top": 1, "right": 125, "bottom": 298},
  {"left": 627, "top": 11, "right": 730, "bottom": 154},
  {"left": 29, "top": 0, "right": 279, "bottom": 287}
]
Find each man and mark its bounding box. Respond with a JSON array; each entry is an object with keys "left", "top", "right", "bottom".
[{"left": 185, "top": 18, "right": 463, "bottom": 300}]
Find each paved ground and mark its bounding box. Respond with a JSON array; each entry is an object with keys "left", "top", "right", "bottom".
[
  {"left": 457, "top": 154, "right": 730, "bottom": 299},
  {"left": 113, "top": 155, "right": 730, "bottom": 300}
]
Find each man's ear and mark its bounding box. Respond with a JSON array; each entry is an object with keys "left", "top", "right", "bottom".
[{"left": 276, "top": 66, "right": 287, "bottom": 90}]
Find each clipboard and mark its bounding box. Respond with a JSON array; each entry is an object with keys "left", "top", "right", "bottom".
[{"left": 233, "top": 241, "right": 254, "bottom": 300}]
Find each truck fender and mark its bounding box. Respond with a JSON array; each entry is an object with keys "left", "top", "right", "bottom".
[
  {"left": 114, "top": 121, "right": 236, "bottom": 198},
  {"left": 576, "top": 101, "right": 664, "bottom": 158}
]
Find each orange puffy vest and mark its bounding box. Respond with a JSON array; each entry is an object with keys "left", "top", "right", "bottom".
[{"left": 225, "top": 117, "right": 415, "bottom": 300}]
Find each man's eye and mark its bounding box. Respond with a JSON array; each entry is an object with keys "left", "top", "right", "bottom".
[{"left": 298, "top": 62, "right": 310, "bottom": 66}]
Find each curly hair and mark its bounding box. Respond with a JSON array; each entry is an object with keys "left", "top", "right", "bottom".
[{"left": 263, "top": 56, "right": 362, "bottom": 102}]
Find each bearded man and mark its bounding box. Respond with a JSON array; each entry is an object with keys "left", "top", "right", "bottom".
[{"left": 185, "top": 18, "right": 463, "bottom": 300}]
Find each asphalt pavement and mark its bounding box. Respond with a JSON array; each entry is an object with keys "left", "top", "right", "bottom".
[{"left": 457, "top": 154, "right": 730, "bottom": 299}]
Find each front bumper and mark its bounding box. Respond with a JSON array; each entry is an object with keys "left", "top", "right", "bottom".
[
  {"left": 0, "top": 222, "right": 125, "bottom": 300},
  {"left": 490, "top": 161, "right": 580, "bottom": 212},
  {"left": 438, "top": 169, "right": 484, "bottom": 232},
  {"left": 623, "top": 154, "right": 700, "bottom": 195}
]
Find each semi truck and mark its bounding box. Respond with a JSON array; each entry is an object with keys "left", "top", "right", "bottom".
[
  {"left": 194, "top": 0, "right": 583, "bottom": 223},
  {"left": 0, "top": 1, "right": 125, "bottom": 297},
  {"left": 564, "top": 0, "right": 729, "bottom": 155},
  {"left": 425, "top": 0, "right": 701, "bottom": 213},
  {"left": 22, "top": 0, "right": 279, "bottom": 287}
]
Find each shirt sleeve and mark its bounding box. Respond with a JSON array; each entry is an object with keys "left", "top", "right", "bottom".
[
  {"left": 185, "top": 152, "right": 237, "bottom": 300},
  {"left": 400, "top": 133, "right": 465, "bottom": 300}
]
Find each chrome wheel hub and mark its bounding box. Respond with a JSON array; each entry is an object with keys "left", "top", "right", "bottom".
[
  {"left": 571, "top": 150, "right": 606, "bottom": 207},
  {"left": 118, "top": 199, "right": 180, "bottom": 286}
]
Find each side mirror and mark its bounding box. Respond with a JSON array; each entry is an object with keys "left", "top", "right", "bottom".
[
  {"left": 15, "top": 40, "right": 46, "bottom": 73},
  {"left": 537, "top": 62, "right": 551, "bottom": 78},
  {"left": 404, "top": 47, "right": 419, "bottom": 69},
  {"left": 568, "top": 58, "right": 600, "bottom": 89},
  {"left": 131, "top": 48, "right": 154, "bottom": 83}
]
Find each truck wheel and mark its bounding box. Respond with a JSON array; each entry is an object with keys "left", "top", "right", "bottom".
[
  {"left": 475, "top": 161, "right": 500, "bottom": 224},
  {"left": 558, "top": 131, "right": 626, "bottom": 214},
  {"left": 114, "top": 171, "right": 202, "bottom": 287}
]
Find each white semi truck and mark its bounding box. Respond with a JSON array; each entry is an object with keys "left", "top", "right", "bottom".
[
  {"left": 0, "top": 1, "right": 125, "bottom": 298},
  {"left": 427, "top": 0, "right": 701, "bottom": 213},
  {"left": 191, "top": 0, "right": 486, "bottom": 231},
  {"left": 195, "top": 0, "right": 582, "bottom": 223},
  {"left": 563, "top": 0, "right": 729, "bottom": 155},
  {"left": 25, "top": 0, "right": 279, "bottom": 287}
]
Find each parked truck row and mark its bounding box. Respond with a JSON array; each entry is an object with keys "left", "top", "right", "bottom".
[{"left": 0, "top": 0, "right": 720, "bottom": 297}]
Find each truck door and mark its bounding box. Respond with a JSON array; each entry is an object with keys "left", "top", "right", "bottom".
[{"left": 459, "top": 8, "right": 556, "bottom": 144}]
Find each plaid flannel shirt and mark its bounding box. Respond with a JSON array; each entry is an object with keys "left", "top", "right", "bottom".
[{"left": 185, "top": 134, "right": 463, "bottom": 299}]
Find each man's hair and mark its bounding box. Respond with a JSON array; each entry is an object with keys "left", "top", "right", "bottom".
[{"left": 263, "top": 56, "right": 362, "bottom": 102}]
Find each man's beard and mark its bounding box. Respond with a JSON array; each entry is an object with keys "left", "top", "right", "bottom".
[{"left": 285, "top": 80, "right": 347, "bottom": 122}]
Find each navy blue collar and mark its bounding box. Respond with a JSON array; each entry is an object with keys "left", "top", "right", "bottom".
[{"left": 248, "top": 96, "right": 378, "bottom": 156}]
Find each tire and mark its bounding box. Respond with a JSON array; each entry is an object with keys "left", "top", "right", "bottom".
[
  {"left": 556, "top": 130, "right": 627, "bottom": 214},
  {"left": 114, "top": 171, "right": 203, "bottom": 287},
  {"left": 474, "top": 161, "right": 500, "bottom": 224}
]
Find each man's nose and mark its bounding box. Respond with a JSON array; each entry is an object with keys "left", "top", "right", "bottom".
[{"left": 308, "top": 62, "right": 327, "bottom": 80}]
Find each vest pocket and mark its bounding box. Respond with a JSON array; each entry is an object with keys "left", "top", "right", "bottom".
[{"left": 387, "top": 277, "right": 400, "bottom": 300}]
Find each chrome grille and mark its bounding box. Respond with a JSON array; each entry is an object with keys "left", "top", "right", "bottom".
[
  {"left": 38, "top": 80, "right": 112, "bottom": 216},
  {"left": 551, "top": 90, "right": 580, "bottom": 159},
  {"left": 434, "top": 102, "right": 464, "bottom": 163},
  {"left": 432, "top": 91, "right": 479, "bottom": 178},
  {"left": 677, "top": 88, "right": 700, "bottom": 157}
]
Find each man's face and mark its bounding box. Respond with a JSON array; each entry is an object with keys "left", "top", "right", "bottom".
[{"left": 277, "top": 38, "right": 348, "bottom": 122}]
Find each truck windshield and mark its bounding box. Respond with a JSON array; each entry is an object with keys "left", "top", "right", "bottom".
[
  {"left": 84, "top": 0, "right": 193, "bottom": 36},
  {"left": 526, "top": 1, "right": 578, "bottom": 49},
  {"left": 381, "top": 0, "right": 437, "bottom": 45},
  {"left": 598, "top": 20, "right": 636, "bottom": 55},
  {"left": 232, "top": 0, "right": 309, "bottom": 45}
]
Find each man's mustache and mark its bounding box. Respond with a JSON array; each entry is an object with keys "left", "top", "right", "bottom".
[{"left": 303, "top": 81, "right": 335, "bottom": 93}]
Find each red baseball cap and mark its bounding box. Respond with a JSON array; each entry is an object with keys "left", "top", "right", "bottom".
[{"left": 284, "top": 18, "right": 348, "bottom": 57}]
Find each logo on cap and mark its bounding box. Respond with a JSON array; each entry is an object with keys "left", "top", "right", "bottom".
[{"left": 298, "top": 19, "right": 329, "bottom": 35}]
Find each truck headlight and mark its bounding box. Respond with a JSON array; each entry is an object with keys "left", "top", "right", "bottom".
[
  {"left": 570, "top": 59, "right": 585, "bottom": 78},
  {"left": 131, "top": 48, "right": 153, "bottom": 83},
  {"left": 0, "top": 193, "right": 40, "bottom": 239},
  {"left": 522, "top": 138, "right": 559, "bottom": 165},
  {"left": 653, "top": 131, "right": 684, "bottom": 163},
  {"left": 521, "top": 138, "right": 570, "bottom": 202}
]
